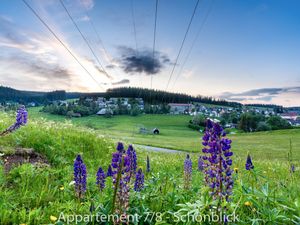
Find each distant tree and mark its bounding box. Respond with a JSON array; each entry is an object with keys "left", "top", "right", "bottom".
[
  {"left": 130, "top": 104, "right": 141, "bottom": 116},
  {"left": 256, "top": 121, "right": 272, "bottom": 131},
  {"left": 266, "top": 116, "right": 291, "bottom": 130}
]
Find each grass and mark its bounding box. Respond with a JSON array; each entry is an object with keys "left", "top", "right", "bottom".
[
  {"left": 29, "top": 107, "right": 300, "bottom": 160},
  {"left": 0, "top": 110, "right": 299, "bottom": 224}
]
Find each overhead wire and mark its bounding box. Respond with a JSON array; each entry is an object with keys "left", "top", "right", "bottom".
[
  {"left": 59, "top": 0, "right": 113, "bottom": 80},
  {"left": 151, "top": 0, "right": 159, "bottom": 89},
  {"left": 171, "top": 0, "right": 214, "bottom": 90},
  {"left": 22, "top": 0, "right": 105, "bottom": 90},
  {"left": 164, "top": 0, "right": 200, "bottom": 92}
]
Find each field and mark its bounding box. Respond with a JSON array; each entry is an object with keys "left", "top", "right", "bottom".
[
  {"left": 0, "top": 109, "right": 300, "bottom": 224},
  {"left": 29, "top": 107, "right": 300, "bottom": 160}
]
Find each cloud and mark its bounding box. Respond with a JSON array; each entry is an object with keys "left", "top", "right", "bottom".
[
  {"left": 112, "top": 79, "right": 130, "bottom": 85},
  {"left": 79, "top": 0, "right": 94, "bottom": 10},
  {"left": 220, "top": 87, "right": 300, "bottom": 102},
  {"left": 117, "top": 46, "right": 172, "bottom": 75},
  {"left": 78, "top": 15, "right": 90, "bottom": 22},
  {"left": 0, "top": 12, "right": 111, "bottom": 91}
]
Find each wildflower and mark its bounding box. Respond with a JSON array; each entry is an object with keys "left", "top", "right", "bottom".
[
  {"left": 74, "top": 155, "right": 87, "bottom": 199},
  {"left": 146, "top": 155, "right": 150, "bottom": 172},
  {"left": 107, "top": 164, "right": 113, "bottom": 177},
  {"left": 245, "top": 154, "right": 254, "bottom": 170},
  {"left": 96, "top": 167, "right": 106, "bottom": 191},
  {"left": 291, "top": 164, "right": 295, "bottom": 173},
  {"left": 234, "top": 167, "right": 239, "bottom": 173},
  {"left": 126, "top": 145, "right": 137, "bottom": 174},
  {"left": 50, "top": 215, "right": 57, "bottom": 222},
  {"left": 116, "top": 142, "right": 125, "bottom": 153},
  {"left": 184, "top": 154, "right": 192, "bottom": 190},
  {"left": 111, "top": 143, "right": 132, "bottom": 220},
  {"left": 0, "top": 105, "right": 28, "bottom": 136},
  {"left": 244, "top": 201, "right": 252, "bottom": 206},
  {"left": 59, "top": 186, "right": 64, "bottom": 191},
  {"left": 134, "top": 168, "right": 144, "bottom": 192},
  {"left": 201, "top": 120, "right": 234, "bottom": 202},
  {"left": 198, "top": 156, "right": 205, "bottom": 171}
]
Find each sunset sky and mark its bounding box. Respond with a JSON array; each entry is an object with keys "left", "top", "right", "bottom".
[{"left": 0, "top": 0, "right": 300, "bottom": 106}]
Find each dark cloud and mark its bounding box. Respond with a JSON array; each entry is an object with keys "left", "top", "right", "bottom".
[
  {"left": 117, "top": 46, "right": 172, "bottom": 75},
  {"left": 112, "top": 79, "right": 130, "bottom": 85},
  {"left": 220, "top": 87, "right": 300, "bottom": 102},
  {"left": 0, "top": 54, "right": 73, "bottom": 84}
]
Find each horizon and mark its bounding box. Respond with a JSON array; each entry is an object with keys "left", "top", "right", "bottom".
[{"left": 0, "top": 0, "right": 300, "bottom": 106}]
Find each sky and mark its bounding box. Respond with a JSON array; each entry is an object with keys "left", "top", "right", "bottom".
[{"left": 0, "top": 0, "right": 300, "bottom": 106}]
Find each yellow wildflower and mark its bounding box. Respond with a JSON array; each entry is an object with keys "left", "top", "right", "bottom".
[
  {"left": 244, "top": 201, "right": 252, "bottom": 206},
  {"left": 50, "top": 215, "right": 57, "bottom": 222},
  {"left": 59, "top": 186, "right": 64, "bottom": 191}
]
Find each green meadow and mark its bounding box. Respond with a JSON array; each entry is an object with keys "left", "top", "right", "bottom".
[{"left": 29, "top": 107, "right": 300, "bottom": 160}]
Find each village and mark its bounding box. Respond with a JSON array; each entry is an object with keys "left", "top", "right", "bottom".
[{"left": 48, "top": 96, "right": 300, "bottom": 127}]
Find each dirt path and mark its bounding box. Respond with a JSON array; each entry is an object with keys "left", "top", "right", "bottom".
[{"left": 136, "top": 144, "right": 185, "bottom": 154}]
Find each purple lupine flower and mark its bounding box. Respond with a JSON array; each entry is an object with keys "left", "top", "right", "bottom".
[
  {"left": 134, "top": 168, "right": 144, "bottom": 192},
  {"left": 96, "top": 167, "right": 106, "bottom": 191},
  {"left": 126, "top": 145, "right": 137, "bottom": 174},
  {"left": 107, "top": 164, "right": 113, "bottom": 177},
  {"left": 146, "top": 155, "right": 150, "bottom": 173},
  {"left": 245, "top": 154, "right": 254, "bottom": 170},
  {"left": 116, "top": 142, "right": 125, "bottom": 153},
  {"left": 111, "top": 143, "right": 132, "bottom": 219},
  {"left": 184, "top": 154, "right": 192, "bottom": 189},
  {"left": 291, "top": 164, "right": 295, "bottom": 173},
  {"left": 1, "top": 105, "right": 28, "bottom": 136},
  {"left": 198, "top": 156, "right": 205, "bottom": 171},
  {"left": 74, "top": 155, "right": 87, "bottom": 199},
  {"left": 201, "top": 120, "right": 234, "bottom": 202}
]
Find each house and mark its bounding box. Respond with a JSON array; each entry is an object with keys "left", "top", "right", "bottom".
[
  {"left": 168, "top": 103, "right": 193, "bottom": 114},
  {"left": 96, "top": 108, "right": 113, "bottom": 115},
  {"left": 280, "top": 112, "right": 298, "bottom": 121},
  {"left": 287, "top": 119, "right": 300, "bottom": 126}
]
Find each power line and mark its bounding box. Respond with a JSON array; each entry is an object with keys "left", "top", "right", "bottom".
[
  {"left": 59, "top": 0, "right": 113, "bottom": 80},
  {"left": 131, "top": 0, "right": 138, "bottom": 55},
  {"left": 84, "top": 6, "right": 114, "bottom": 72},
  {"left": 164, "top": 0, "right": 200, "bottom": 91},
  {"left": 151, "top": 0, "right": 159, "bottom": 89},
  {"left": 22, "top": 0, "right": 105, "bottom": 90},
  {"left": 172, "top": 0, "right": 214, "bottom": 89}
]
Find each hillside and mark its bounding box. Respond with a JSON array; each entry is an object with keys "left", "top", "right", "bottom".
[{"left": 0, "top": 110, "right": 299, "bottom": 224}]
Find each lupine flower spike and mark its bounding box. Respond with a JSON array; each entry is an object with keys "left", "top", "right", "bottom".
[
  {"left": 1, "top": 105, "right": 28, "bottom": 136},
  {"left": 127, "top": 145, "right": 137, "bottom": 175},
  {"left": 184, "top": 154, "right": 192, "bottom": 190},
  {"left": 245, "top": 154, "right": 254, "bottom": 170},
  {"left": 107, "top": 164, "right": 113, "bottom": 177},
  {"left": 74, "top": 155, "right": 87, "bottom": 199},
  {"left": 198, "top": 156, "right": 205, "bottom": 171},
  {"left": 291, "top": 164, "right": 295, "bottom": 173},
  {"left": 201, "top": 119, "right": 234, "bottom": 202},
  {"left": 134, "top": 168, "right": 145, "bottom": 192},
  {"left": 146, "top": 155, "right": 150, "bottom": 173},
  {"left": 96, "top": 167, "right": 106, "bottom": 192},
  {"left": 111, "top": 143, "right": 132, "bottom": 223}
]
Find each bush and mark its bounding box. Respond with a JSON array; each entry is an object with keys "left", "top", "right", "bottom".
[
  {"left": 267, "top": 116, "right": 292, "bottom": 130},
  {"left": 256, "top": 121, "right": 272, "bottom": 131}
]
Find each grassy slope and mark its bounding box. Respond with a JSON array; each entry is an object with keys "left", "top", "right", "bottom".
[
  {"left": 0, "top": 111, "right": 299, "bottom": 224},
  {"left": 29, "top": 107, "right": 300, "bottom": 160}
]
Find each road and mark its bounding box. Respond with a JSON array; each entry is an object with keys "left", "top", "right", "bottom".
[{"left": 136, "top": 144, "right": 185, "bottom": 154}]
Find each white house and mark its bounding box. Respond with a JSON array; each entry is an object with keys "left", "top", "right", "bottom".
[{"left": 168, "top": 103, "right": 193, "bottom": 114}]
